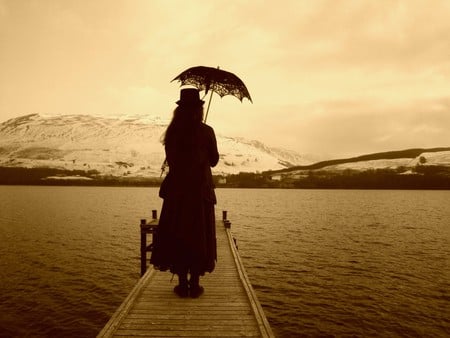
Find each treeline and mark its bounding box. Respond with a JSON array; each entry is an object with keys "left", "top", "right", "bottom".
[
  {"left": 2, "top": 165, "right": 450, "bottom": 189},
  {"left": 217, "top": 166, "right": 450, "bottom": 189},
  {"left": 0, "top": 167, "right": 95, "bottom": 185},
  {"left": 0, "top": 167, "right": 161, "bottom": 187}
]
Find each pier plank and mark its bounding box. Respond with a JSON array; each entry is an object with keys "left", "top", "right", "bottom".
[{"left": 97, "top": 218, "right": 274, "bottom": 338}]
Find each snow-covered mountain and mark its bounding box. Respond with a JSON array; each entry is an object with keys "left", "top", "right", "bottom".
[
  {"left": 0, "top": 114, "right": 312, "bottom": 177},
  {"left": 270, "top": 147, "right": 450, "bottom": 179},
  {"left": 321, "top": 152, "right": 450, "bottom": 171}
]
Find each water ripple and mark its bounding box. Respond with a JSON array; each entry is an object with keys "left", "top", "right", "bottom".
[{"left": 1, "top": 187, "right": 449, "bottom": 337}]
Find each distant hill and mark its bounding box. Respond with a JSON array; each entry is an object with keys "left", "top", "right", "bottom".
[
  {"left": 250, "top": 147, "right": 450, "bottom": 189},
  {"left": 1, "top": 114, "right": 449, "bottom": 188},
  {"left": 0, "top": 114, "right": 312, "bottom": 180},
  {"left": 267, "top": 147, "right": 450, "bottom": 174}
]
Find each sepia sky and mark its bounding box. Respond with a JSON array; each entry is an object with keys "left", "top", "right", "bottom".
[{"left": 1, "top": 0, "right": 450, "bottom": 158}]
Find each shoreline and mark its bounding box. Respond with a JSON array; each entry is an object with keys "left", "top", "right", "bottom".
[{"left": 1, "top": 166, "right": 450, "bottom": 189}]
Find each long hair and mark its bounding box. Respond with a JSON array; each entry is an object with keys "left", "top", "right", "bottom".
[{"left": 163, "top": 104, "right": 204, "bottom": 147}]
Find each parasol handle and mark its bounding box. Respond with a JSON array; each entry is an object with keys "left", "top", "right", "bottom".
[
  {"left": 204, "top": 90, "right": 214, "bottom": 123},
  {"left": 203, "top": 66, "right": 219, "bottom": 123}
]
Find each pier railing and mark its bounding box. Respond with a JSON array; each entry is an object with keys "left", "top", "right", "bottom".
[{"left": 139, "top": 210, "right": 158, "bottom": 276}]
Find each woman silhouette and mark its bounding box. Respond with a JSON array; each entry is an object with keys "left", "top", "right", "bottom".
[{"left": 150, "top": 88, "right": 219, "bottom": 298}]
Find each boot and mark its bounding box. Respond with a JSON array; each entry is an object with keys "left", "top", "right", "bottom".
[
  {"left": 189, "top": 273, "right": 204, "bottom": 298},
  {"left": 174, "top": 273, "right": 189, "bottom": 298}
]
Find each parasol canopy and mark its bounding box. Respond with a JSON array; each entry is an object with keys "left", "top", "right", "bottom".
[{"left": 171, "top": 66, "right": 252, "bottom": 121}]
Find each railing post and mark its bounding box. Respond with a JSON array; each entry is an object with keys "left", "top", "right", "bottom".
[
  {"left": 140, "top": 219, "right": 147, "bottom": 276},
  {"left": 223, "top": 210, "right": 231, "bottom": 229}
]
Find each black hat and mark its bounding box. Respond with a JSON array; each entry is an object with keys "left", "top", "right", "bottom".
[{"left": 176, "top": 88, "right": 204, "bottom": 106}]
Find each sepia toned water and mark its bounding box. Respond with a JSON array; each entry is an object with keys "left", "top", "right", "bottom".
[{"left": 0, "top": 186, "right": 449, "bottom": 337}]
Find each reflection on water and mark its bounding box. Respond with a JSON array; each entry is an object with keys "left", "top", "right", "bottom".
[{"left": 1, "top": 186, "right": 449, "bottom": 337}]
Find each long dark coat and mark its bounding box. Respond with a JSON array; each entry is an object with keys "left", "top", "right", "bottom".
[{"left": 150, "top": 123, "right": 219, "bottom": 275}]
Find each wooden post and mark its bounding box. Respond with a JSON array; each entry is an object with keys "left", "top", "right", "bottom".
[
  {"left": 223, "top": 210, "right": 231, "bottom": 229},
  {"left": 140, "top": 210, "right": 159, "bottom": 276},
  {"left": 140, "top": 219, "right": 147, "bottom": 276}
]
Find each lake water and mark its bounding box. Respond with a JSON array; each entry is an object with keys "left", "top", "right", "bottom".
[{"left": 0, "top": 186, "right": 449, "bottom": 337}]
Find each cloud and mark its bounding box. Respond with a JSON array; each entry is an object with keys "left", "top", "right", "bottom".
[
  {"left": 1, "top": 0, "right": 449, "bottom": 157},
  {"left": 262, "top": 96, "right": 450, "bottom": 157},
  {"left": 0, "top": 0, "right": 7, "bottom": 19},
  {"left": 230, "top": 1, "right": 450, "bottom": 107}
]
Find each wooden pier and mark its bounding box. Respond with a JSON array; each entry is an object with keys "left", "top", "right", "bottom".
[{"left": 97, "top": 211, "right": 274, "bottom": 338}]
